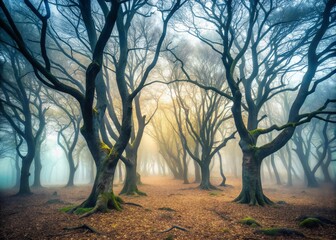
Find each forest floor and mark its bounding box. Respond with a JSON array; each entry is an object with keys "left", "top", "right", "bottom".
[{"left": 0, "top": 176, "right": 335, "bottom": 240}]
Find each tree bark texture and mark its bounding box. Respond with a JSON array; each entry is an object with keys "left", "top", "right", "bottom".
[
  {"left": 119, "top": 147, "right": 146, "bottom": 196},
  {"left": 19, "top": 151, "right": 34, "bottom": 194},
  {"left": 199, "top": 161, "right": 217, "bottom": 190},
  {"left": 234, "top": 151, "right": 272, "bottom": 205}
]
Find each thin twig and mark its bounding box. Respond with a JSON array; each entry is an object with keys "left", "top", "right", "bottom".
[{"left": 159, "top": 225, "right": 189, "bottom": 233}]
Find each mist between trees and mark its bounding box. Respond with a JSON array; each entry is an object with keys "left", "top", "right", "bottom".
[{"left": 0, "top": 0, "right": 335, "bottom": 213}]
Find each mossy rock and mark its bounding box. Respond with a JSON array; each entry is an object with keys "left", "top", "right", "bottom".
[
  {"left": 255, "top": 228, "right": 305, "bottom": 237},
  {"left": 299, "top": 217, "right": 323, "bottom": 228},
  {"left": 239, "top": 217, "right": 261, "bottom": 227},
  {"left": 297, "top": 215, "right": 334, "bottom": 225}
]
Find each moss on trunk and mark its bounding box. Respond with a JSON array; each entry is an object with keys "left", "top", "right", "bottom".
[{"left": 120, "top": 162, "right": 146, "bottom": 196}]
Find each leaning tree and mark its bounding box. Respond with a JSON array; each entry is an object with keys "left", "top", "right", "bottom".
[
  {"left": 0, "top": 48, "right": 46, "bottom": 194},
  {"left": 0, "top": 0, "right": 185, "bottom": 215}
]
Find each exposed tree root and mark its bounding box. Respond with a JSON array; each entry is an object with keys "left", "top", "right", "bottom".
[
  {"left": 64, "top": 192, "right": 124, "bottom": 218},
  {"left": 158, "top": 207, "right": 176, "bottom": 212},
  {"left": 124, "top": 202, "right": 144, "bottom": 208},
  {"left": 199, "top": 184, "right": 221, "bottom": 191},
  {"left": 63, "top": 224, "right": 102, "bottom": 235},
  {"left": 219, "top": 183, "right": 233, "bottom": 188},
  {"left": 120, "top": 188, "right": 147, "bottom": 196},
  {"left": 233, "top": 191, "right": 273, "bottom": 206},
  {"left": 80, "top": 193, "right": 124, "bottom": 218},
  {"left": 159, "top": 225, "right": 189, "bottom": 233}
]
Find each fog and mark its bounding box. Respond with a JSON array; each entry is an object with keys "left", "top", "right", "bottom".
[{"left": 1, "top": 117, "right": 335, "bottom": 190}]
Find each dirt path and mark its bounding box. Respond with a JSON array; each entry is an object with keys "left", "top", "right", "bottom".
[{"left": 0, "top": 176, "right": 335, "bottom": 239}]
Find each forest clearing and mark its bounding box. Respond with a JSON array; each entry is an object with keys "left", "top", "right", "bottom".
[{"left": 1, "top": 176, "right": 335, "bottom": 240}]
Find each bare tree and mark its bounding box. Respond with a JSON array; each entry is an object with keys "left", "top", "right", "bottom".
[
  {"left": 47, "top": 91, "right": 83, "bottom": 187},
  {"left": 168, "top": 0, "right": 336, "bottom": 204},
  {"left": 0, "top": 0, "right": 185, "bottom": 214},
  {"left": 0, "top": 49, "right": 46, "bottom": 194},
  {"left": 163, "top": 47, "right": 236, "bottom": 190},
  {"left": 292, "top": 118, "right": 336, "bottom": 187},
  {"left": 149, "top": 108, "right": 185, "bottom": 180}
]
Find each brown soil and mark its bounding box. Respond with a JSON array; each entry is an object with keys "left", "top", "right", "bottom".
[{"left": 0, "top": 176, "right": 335, "bottom": 240}]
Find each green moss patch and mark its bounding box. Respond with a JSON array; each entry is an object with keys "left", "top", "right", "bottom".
[
  {"left": 255, "top": 228, "right": 305, "bottom": 237},
  {"left": 299, "top": 217, "right": 323, "bottom": 228},
  {"left": 73, "top": 207, "right": 93, "bottom": 215},
  {"left": 59, "top": 205, "right": 76, "bottom": 213},
  {"left": 297, "top": 215, "right": 334, "bottom": 225},
  {"left": 239, "top": 217, "right": 261, "bottom": 227},
  {"left": 209, "top": 191, "right": 220, "bottom": 196},
  {"left": 59, "top": 206, "right": 93, "bottom": 215}
]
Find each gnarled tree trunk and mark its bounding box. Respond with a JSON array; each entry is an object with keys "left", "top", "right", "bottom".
[
  {"left": 80, "top": 155, "right": 121, "bottom": 209},
  {"left": 234, "top": 151, "right": 272, "bottom": 206}
]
